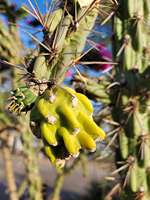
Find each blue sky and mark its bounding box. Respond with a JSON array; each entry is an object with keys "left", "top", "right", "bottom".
[
  {"left": 4, "top": 0, "right": 111, "bottom": 49},
  {"left": 1, "top": 0, "right": 112, "bottom": 77},
  {"left": 2, "top": 0, "right": 111, "bottom": 51},
  {"left": 8, "top": 0, "right": 51, "bottom": 48}
]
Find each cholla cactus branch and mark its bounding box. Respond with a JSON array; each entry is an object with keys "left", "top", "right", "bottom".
[{"left": 1, "top": 133, "right": 18, "bottom": 200}]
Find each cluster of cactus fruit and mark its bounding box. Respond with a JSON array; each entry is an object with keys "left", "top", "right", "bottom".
[
  {"left": 30, "top": 86, "right": 105, "bottom": 168},
  {"left": 9, "top": 84, "right": 105, "bottom": 168},
  {"left": 7, "top": 0, "right": 106, "bottom": 168}
]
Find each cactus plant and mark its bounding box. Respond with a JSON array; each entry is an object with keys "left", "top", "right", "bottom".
[
  {"left": 7, "top": 0, "right": 106, "bottom": 168},
  {"left": 7, "top": 0, "right": 150, "bottom": 199},
  {"left": 71, "top": 0, "right": 150, "bottom": 199},
  {"left": 111, "top": 1, "right": 150, "bottom": 199}
]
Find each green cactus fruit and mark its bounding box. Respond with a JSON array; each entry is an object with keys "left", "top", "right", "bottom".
[
  {"left": 30, "top": 86, "right": 105, "bottom": 167},
  {"left": 7, "top": 87, "right": 37, "bottom": 113}
]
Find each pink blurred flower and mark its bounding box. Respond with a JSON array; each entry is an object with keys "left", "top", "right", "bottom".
[
  {"left": 26, "top": 19, "right": 31, "bottom": 25},
  {"left": 97, "top": 42, "right": 112, "bottom": 71},
  {"left": 66, "top": 70, "right": 72, "bottom": 78},
  {"left": 11, "top": 1, "right": 16, "bottom": 6}
]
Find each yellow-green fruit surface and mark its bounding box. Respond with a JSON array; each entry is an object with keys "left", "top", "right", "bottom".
[{"left": 30, "top": 86, "right": 105, "bottom": 167}]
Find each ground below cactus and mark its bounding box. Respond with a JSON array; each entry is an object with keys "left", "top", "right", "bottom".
[{"left": 0, "top": 152, "right": 114, "bottom": 200}]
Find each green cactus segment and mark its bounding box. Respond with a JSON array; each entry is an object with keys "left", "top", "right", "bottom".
[
  {"left": 30, "top": 86, "right": 105, "bottom": 167},
  {"left": 113, "top": 0, "right": 150, "bottom": 73},
  {"left": 0, "top": 20, "right": 20, "bottom": 65},
  {"left": 73, "top": 76, "right": 112, "bottom": 104},
  {"left": 111, "top": 0, "right": 150, "bottom": 198},
  {"left": 69, "top": 0, "right": 150, "bottom": 198},
  {"left": 77, "top": 0, "right": 94, "bottom": 8},
  {"left": 7, "top": 87, "right": 37, "bottom": 113},
  {"left": 112, "top": 89, "right": 150, "bottom": 195},
  {"left": 53, "top": 6, "right": 98, "bottom": 83},
  {"left": 26, "top": 1, "right": 98, "bottom": 84},
  {"left": 46, "top": 7, "right": 63, "bottom": 33}
]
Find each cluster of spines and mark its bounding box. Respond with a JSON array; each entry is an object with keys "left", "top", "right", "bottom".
[{"left": 7, "top": 87, "right": 37, "bottom": 113}]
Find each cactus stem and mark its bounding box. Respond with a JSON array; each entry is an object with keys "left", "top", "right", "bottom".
[
  {"left": 101, "top": 1, "right": 119, "bottom": 26},
  {"left": 135, "top": 112, "right": 143, "bottom": 130},
  {"left": 112, "top": 156, "right": 135, "bottom": 175},
  {"left": 106, "top": 81, "right": 120, "bottom": 90}
]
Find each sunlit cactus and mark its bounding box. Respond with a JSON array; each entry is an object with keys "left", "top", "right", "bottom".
[
  {"left": 71, "top": 0, "right": 150, "bottom": 199},
  {"left": 111, "top": 0, "right": 150, "bottom": 198},
  {"left": 6, "top": 0, "right": 150, "bottom": 198}
]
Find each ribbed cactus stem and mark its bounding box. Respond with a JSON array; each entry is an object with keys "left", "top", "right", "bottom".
[
  {"left": 51, "top": 151, "right": 87, "bottom": 200},
  {"left": 1, "top": 130, "right": 18, "bottom": 200},
  {"left": 71, "top": 0, "right": 150, "bottom": 199},
  {"left": 51, "top": 173, "right": 64, "bottom": 200},
  {"left": 21, "top": 129, "right": 43, "bottom": 200},
  {"left": 27, "top": 1, "right": 99, "bottom": 85},
  {"left": 111, "top": 0, "right": 150, "bottom": 198}
]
